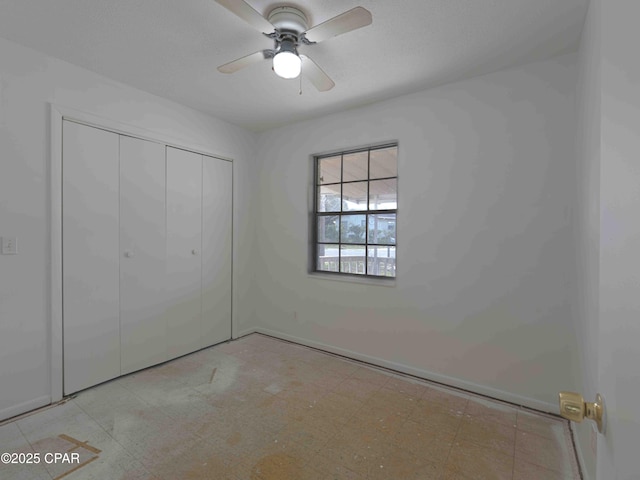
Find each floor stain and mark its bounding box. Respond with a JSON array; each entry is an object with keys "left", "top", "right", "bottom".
[
  {"left": 251, "top": 453, "right": 303, "bottom": 480},
  {"left": 209, "top": 367, "right": 217, "bottom": 383},
  {"left": 226, "top": 431, "right": 242, "bottom": 446},
  {"left": 259, "top": 395, "right": 277, "bottom": 407}
]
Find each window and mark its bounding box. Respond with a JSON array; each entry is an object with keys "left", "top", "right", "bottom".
[{"left": 314, "top": 144, "right": 397, "bottom": 278}]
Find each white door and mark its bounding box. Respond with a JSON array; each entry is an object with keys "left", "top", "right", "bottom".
[
  {"left": 201, "top": 156, "right": 233, "bottom": 347},
  {"left": 119, "top": 136, "right": 167, "bottom": 374},
  {"left": 166, "top": 147, "right": 203, "bottom": 359},
  {"left": 63, "top": 121, "right": 120, "bottom": 394},
  {"left": 598, "top": 1, "right": 640, "bottom": 475}
]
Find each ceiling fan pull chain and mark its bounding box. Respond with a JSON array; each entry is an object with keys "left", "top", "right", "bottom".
[{"left": 299, "top": 72, "right": 303, "bottom": 95}]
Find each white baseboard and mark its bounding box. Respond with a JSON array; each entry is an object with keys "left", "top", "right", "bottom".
[
  {"left": 234, "top": 327, "right": 258, "bottom": 339},
  {"left": 0, "top": 396, "right": 51, "bottom": 423},
  {"left": 571, "top": 424, "right": 591, "bottom": 480},
  {"left": 250, "top": 327, "right": 558, "bottom": 414}
]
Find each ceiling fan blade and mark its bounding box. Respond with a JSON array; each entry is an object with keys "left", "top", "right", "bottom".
[
  {"left": 303, "top": 6, "right": 372, "bottom": 43},
  {"left": 215, "top": 0, "right": 274, "bottom": 33},
  {"left": 300, "top": 55, "right": 335, "bottom": 92},
  {"left": 218, "top": 50, "right": 271, "bottom": 74}
]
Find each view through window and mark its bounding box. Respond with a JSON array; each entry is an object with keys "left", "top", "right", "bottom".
[{"left": 314, "top": 144, "right": 397, "bottom": 277}]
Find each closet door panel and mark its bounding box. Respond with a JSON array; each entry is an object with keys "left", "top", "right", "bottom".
[
  {"left": 119, "top": 136, "right": 167, "bottom": 374},
  {"left": 63, "top": 121, "right": 120, "bottom": 394},
  {"left": 166, "top": 147, "right": 202, "bottom": 359},
  {"left": 201, "top": 157, "right": 232, "bottom": 347}
]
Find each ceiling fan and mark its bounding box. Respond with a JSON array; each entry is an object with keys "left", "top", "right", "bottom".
[{"left": 215, "top": 0, "right": 373, "bottom": 91}]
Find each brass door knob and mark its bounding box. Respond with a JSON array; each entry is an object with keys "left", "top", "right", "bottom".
[{"left": 558, "top": 391, "right": 605, "bottom": 433}]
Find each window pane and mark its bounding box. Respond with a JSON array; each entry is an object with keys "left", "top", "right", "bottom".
[
  {"left": 317, "top": 215, "right": 339, "bottom": 243},
  {"left": 370, "top": 147, "right": 397, "bottom": 179},
  {"left": 341, "top": 214, "right": 366, "bottom": 244},
  {"left": 342, "top": 181, "right": 368, "bottom": 211},
  {"left": 368, "top": 213, "right": 396, "bottom": 245},
  {"left": 318, "top": 156, "right": 341, "bottom": 184},
  {"left": 317, "top": 184, "right": 341, "bottom": 212},
  {"left": 367, "top": 246, "right": 396, "bottom": 277},
  {"left": 343, "top": 151, "right": 368, "bottom": 182},
  {"left": 369, "top": 179, "right": 397, "bottom": 210},
  {"left": 314, "top": 144, "right": 397, "bottom": 278},
  {"left": 317, "top": 244, "right": 339, "bottom": 272},
  {"left": 340, "top": 245, "right": 366, "bottom": 275}
]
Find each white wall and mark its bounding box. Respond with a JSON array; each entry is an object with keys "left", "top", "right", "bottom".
[
  {"left": 572, "top": 0, "right": 601, "bottom": 476},
  {"left": 0, "top": 36, "right": 257, "bottom": 420},
  {"left": 598, "top": 0, "right": 640, "bottom": 477},
  {"left": 252, "top": 54, "right": 579, "bottom": 411}
]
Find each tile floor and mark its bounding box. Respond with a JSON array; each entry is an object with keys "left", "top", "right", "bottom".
[{"left": 0, "top": 333, "right": 581, "bottom": 479}]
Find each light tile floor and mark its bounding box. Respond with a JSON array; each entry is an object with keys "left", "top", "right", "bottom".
[{"left": 0, "top": 334, "right": 581, "bottom": 479}]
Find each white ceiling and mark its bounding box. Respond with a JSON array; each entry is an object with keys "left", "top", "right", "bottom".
[{"left": 0, "top": 0, "right": 588, "bottom": 132}]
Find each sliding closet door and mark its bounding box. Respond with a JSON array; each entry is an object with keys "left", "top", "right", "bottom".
[
  {"left": 63, "top": 121, "right": 120, "bottom": 394},
  {"left": 119, "top": 136, "right": 167, "bottom": 374},
  {"left": 166, "top": 147, "right": 202, "bottom": 359},
  {"left": 201, "top": 157, "right": 232, "bottom": 347}
]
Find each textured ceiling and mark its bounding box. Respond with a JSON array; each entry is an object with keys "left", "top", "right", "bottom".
[{"left": 0, "top": 0, "right": 588, "bottom": 131}]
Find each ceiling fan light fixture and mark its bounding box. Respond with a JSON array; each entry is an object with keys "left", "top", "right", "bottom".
[
  {"left": 273, "top": 50, "right": 302, "bottom": 79},
  {"left": 273, "top": 38, "right": 301, "bottom": 79}
]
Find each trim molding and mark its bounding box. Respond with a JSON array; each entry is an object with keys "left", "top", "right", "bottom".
[
  {"left": 0, "top": 396, "right": 51, "bottom": 423},
  {"left": 235, "top": 328, "right": 259, "bottom": 339},
  {"left": 50, "top": 105, "right": 232, "bottom": 162},
  {"left": 571, "top": 424, "right": 591, "bottom": 480},
  {"left": 50, "top": 104, "right": 63, "bottom": 403},
  {"left": 250, "top": 327, "right": 558, "bottom": 414}
]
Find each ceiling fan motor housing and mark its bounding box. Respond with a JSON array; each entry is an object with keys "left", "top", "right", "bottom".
[{"left": 267, "top": 6, "right": 308, "bottom": 34}]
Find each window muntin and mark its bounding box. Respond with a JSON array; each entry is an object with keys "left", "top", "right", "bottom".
[{"left": 314, "top": 144, "right": 397, "bottom": 278}]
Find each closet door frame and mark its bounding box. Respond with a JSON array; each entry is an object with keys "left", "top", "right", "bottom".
[{"left": 50, "top": 104, "right": 234, "bottom": 403}]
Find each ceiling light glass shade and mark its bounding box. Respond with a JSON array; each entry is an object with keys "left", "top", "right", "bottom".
[{"left": 273, "top": 51, "right": 302, "bottom": 79}]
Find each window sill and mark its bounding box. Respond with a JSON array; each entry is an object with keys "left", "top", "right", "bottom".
[{"left": 308, "top": 271, "right": 397, "bottom": 287}]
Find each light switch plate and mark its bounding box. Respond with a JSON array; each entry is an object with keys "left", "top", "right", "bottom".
[{"left": 1, "top": 236, "right": 18, "bottom": 254}]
